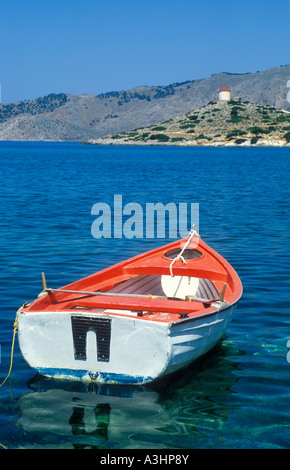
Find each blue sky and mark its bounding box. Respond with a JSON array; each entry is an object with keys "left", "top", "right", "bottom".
[{"left": 0, "top": 0, "right": 289, "bottom": 103}]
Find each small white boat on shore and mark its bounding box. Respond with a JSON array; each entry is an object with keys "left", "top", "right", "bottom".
[{"left": 17, "top": 230, "right": 242, "bottom": 385}]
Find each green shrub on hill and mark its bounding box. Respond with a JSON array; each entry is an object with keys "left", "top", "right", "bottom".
[
  {"left": 179, "top": 123, "right": 195, "bottom": 129},
  {"left": 226, "top": 130, "right": 246, "bottom": 138},
  {"left": 195, "top": 134, "right": 208, "bottom": 140},
  {"left": 228, "top": 116, "right": 243, "bottom": 123},
  {"left": 251, "top": 136, "right": 260, "bottom": 144},
  {"left": 248, "top": 126, "right": 264, "bottom": 135},
  {"left": 230, "top": 106, "right": 243, "bottom": 115},
  {"left": 151, "top": 126, "right": 167, "bottom": 131},
  {"left": 149, "top": 134, "right": 170, "bottom": 142}
]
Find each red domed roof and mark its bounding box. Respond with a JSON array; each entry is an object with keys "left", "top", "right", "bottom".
[{"left": 219, "top": 87, "right": 230, "bottom": 92}]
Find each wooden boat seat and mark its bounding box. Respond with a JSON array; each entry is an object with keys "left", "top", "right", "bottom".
[{"left": 105, "top": 274, "right": 219, "bottom": 301}]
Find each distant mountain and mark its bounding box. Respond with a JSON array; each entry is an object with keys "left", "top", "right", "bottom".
[{"left": 0, "top": 65, "right": 289, "bottom": 141}]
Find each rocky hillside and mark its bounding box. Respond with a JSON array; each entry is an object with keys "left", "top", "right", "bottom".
[
  {"left": 0, "top": 65, "right": 289, "bottom": 141},
  {"left": 88, "top": 100, "right": 290, "bottom": 147}
]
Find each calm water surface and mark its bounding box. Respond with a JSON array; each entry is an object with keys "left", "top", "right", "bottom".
[{"left": 0, "top": 142, "right": 289, "bottom": 449}]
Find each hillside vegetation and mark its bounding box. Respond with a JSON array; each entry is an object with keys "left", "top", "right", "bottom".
[
  {"left": 88, "top": 100, "right": 290, "bottom": 147},
  {"left": 0, "top": 93, "right": 67, "bottom": 123}
]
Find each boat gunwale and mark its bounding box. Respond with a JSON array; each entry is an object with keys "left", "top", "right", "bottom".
[{"left": 18, "top": 291, "right": 241, "bottom": 326}]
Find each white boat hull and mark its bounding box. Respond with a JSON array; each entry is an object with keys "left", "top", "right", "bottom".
[{"left": 17, "top": 304, "right": 235, "bottom": 385}]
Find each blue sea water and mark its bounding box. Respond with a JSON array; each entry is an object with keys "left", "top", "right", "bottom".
[{"left": 0, "top": 142, "right": 289, "bottom": 450}]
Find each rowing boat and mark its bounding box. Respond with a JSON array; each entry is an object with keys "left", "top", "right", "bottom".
[{"left": 17, "top": 230, "right": 242, "bottom": 385}]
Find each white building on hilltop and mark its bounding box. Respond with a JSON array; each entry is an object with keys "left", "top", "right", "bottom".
[{"left": 219, "top": 87, "right": 231, "bottom": 101}]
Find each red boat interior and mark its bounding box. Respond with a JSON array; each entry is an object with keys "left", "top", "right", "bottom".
[{"left": 23, "top": 239, "right": 242, "bottom": 323}]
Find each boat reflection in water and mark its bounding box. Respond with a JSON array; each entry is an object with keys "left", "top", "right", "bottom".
[
  {"left": 16, "top": 344, "right": 241, "bottom": 449},
  {"left": 17, "top": 375, "right": 162, "bottom": 449}
]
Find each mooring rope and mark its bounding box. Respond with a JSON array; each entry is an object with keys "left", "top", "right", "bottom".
[
  {"left": 0, "top": 314, "right": 18, "bottom": 388},
  {"left": 169, "top": 226, "right": 200, "bottom": 277}
]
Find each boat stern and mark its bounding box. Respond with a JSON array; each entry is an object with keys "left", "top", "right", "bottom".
[{"left": 17, "top": 309, "right": 172, "bottom": 385}]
